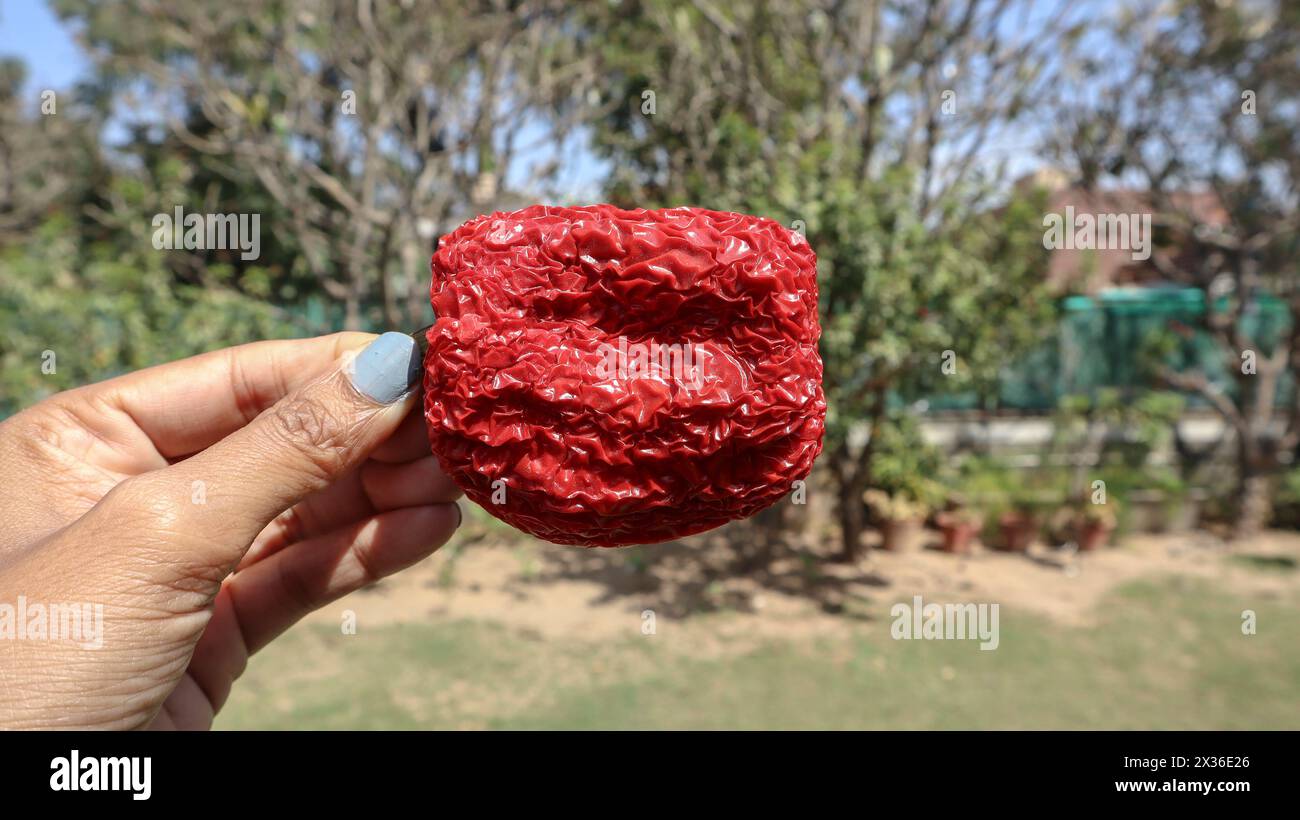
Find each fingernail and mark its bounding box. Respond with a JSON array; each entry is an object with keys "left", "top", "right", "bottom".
[{"left": 349, "top": 332, "right": 423, "bottom": 404}]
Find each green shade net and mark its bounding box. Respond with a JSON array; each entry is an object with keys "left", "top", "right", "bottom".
[{"left": 925, "top": 286, "right": 1292, "bottom": 412}]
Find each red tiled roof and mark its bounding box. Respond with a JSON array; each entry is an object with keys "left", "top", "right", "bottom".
[{"left": 1028, "top": 178, "right": 1228, "bottom": 294}]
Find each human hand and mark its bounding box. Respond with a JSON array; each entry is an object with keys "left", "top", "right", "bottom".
[{"left": 0, "top": 332, "right": 461, "bottom": 729}]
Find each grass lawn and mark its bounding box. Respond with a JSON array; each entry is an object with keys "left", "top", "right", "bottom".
[{"left": 216, "top": 576, "right": 1300, "bottom": 730}]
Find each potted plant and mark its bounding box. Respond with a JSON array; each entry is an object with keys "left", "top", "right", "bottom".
[
  {"left": 935, "top": 507, "right": 982, "bottom": 554},
  {"left": 863, "top": 489, "right": 929, "bottom": 552},
  {"left": 989, "top": 483, "right": 1048, "bottom": 553},
  {"left": 994, "top": 506, "right": 1037, "bottom": 552},
  {"left": 1125, "top": 467, "right": 1190, "bottom": 533},
  {"left": 1073, "top": 503, "right": 1118, "bottom": 551},
  {"left": 957, "top": 458, "right": 1053, "bottom": 552},
  {"left": 1045, "top": 505, "right": 1077, "bottom": 546}
]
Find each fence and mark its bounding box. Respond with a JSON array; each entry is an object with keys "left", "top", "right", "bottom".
[{"left": 928, "top": 286, "right": 1292, "bottom": 412}]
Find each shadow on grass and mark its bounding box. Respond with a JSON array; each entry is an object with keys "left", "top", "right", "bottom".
[
  {"left": 449, "top": 516, "right": 890, "bottom": 622},
  {"left": 1231, "top": 553, "right": 1298, "bottom": 573},
  {"left": 216, "top": 576, "right": 1300, "bottom": 730}
]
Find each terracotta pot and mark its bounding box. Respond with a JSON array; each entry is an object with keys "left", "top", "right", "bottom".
[
  {"left": 997, "top": 511, "right": 1036, "bottom": 552},
  {"left": 880, "top": 517, "right": 926, "bottom": 552},
  {"left": 936, "top": 513, "right": 980, "bottom": 554},
  {"left": 1074, "top": 518, "right": 1114, "bottom": 551}
]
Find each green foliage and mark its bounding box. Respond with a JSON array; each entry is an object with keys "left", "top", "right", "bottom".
[
  {"left": 867, "top": 412, "right": 944, "bottom": 509},
  {"left": 0, "top": 6, "right": 365, "bottom": 416},
  {"left": 952, "top": 455, "right": 1062, "bottom": 517},
  {"left": 1050, "top": 389, "right": 1186, "bottom": 473},
  {"left": 862, "top": 488, "right": 930, "bottom": 521},
  {"left": 0, "top": 215, "right": 302, "bottom": 415},
  {"left": 1277, "top": 468, "right": 1300, "bottom": 508},
  {"left": 814, "top": 176, "right": 1056, "bottom": 447},
  {"left": 585, "top": 1, "right": 1058, "bottom": 457},
  {"left": 1271, "top": 467, "right": 1300, "bottom": 530}
]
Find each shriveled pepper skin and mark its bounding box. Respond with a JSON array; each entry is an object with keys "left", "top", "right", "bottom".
[{"left": 423, "top": 204, "right": 825, "bottom": 547}]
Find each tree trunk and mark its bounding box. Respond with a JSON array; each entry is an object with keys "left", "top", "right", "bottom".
[
  {"left": 838, "top": 473, "right": 866, "bottom": 562},
  {"left": 1235, "top": 440, "right": 1272, "bottom": 539},
  {"left": 1233, "top": 366, "right": 1281, "bottom": 539},
  {"left": 834, "top": 388, "right": 888, "bottom": 562},
  {"left": 735, "top": 505, "right": 782, "bottom": 572}
]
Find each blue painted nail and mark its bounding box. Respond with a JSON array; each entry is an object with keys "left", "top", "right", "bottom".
[{"left": 349, "top": 332, "right": 422, "bottom": 404}]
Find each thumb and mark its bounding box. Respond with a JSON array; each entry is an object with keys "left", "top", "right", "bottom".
[{"left": 159, "top": 331, "right": 424, "bottom": 572}]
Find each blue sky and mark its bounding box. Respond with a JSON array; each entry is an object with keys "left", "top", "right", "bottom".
[
  {"left": 0, "top": 0, "right": 605, "bottom": 199},
  {"left": 0, "top": 0, "right": 1080, "bottom": 201},
  {"left": 0, "top": 1, "right": 610, "bottom": 199},
  {"left": 0, "top": 1, "right": 87, "bottom": 92}
]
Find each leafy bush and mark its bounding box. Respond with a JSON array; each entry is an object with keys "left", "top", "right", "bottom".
[
  {"left": 0, "top": 216, "right": 304, "bottom": 416},
  {"left": 867, "top": 413, "right": 945, "bottom": 510},
  {"left": 1271, "top": 468, "right": 1300, "bottom": 529}
]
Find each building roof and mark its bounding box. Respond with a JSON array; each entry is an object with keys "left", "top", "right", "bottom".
[{"left": 1018, "top": 172, "right": 1229, "bottom": 294}]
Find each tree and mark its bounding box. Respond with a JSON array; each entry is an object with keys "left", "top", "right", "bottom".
[
  {"left": 1055, "top": 0, "right": 1300, "bottom": 536},
  {"left": 0, "top": 62, "right": 302, "bottom": 414},
  {"left": 55, "top": 0, "right": 598, "bottom": 329},
  {"left": 6, "top": 0, "right": 599, "bottom": 414},
  {"left": 0, "top": 58, "right": 92, "bottom": 244},
  {"left": 583, "top": 0, "right": 1067, "bottom": 558}
]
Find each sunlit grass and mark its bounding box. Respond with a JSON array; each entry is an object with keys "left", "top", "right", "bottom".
[{"left": 217, "top": 577, "right": 1300, "bottom": 730}]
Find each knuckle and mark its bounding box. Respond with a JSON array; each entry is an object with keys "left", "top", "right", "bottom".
[
  {"left": 10, "top": 404, "right": 76, "bottom": 462},
  {"left": 264, "top": 392, "right": 356, "bottom": 478},
  {"left": 327, "top": 330, "right": 369, "bottom": 351}
]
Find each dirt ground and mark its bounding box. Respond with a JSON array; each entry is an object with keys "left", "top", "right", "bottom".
[{"left": 304, "top": 519, "right": 1300, "bottom": 647}]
